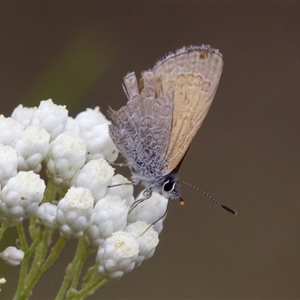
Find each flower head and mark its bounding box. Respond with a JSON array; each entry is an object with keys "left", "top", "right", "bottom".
[{"left": 0, "top": 100, "right": 169, "bottom": 289}]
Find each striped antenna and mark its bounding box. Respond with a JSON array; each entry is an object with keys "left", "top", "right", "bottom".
[{"left": 180, "top": 180, "right": 237, "bottom": 215}]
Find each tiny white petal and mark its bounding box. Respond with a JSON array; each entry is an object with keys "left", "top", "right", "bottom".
[{"left": 0, "top": 246, "right": 24, "bottom": 266}]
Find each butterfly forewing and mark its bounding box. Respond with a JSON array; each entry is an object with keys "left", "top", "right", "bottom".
[{"left": 153, "top": 46, "right": 224, "bottom": 174}]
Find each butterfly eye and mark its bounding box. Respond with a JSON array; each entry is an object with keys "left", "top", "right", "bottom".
[{"left": 163, "top": 179, "right": 176, "bottom": 193}]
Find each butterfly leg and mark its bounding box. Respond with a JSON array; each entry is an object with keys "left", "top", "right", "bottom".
[
  {"left": 129, "top": 189, "right": 153, "bottom": 213},
  {"left": 107, "top": 161, "right": 128, "bottom": 168},
  {"left": 107, "top": 182, "right": 133, "bottom": 188}
]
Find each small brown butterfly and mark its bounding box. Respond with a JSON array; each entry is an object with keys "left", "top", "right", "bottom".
[{"left": 108, "top": 45, "right": 236, "bottom": 215}]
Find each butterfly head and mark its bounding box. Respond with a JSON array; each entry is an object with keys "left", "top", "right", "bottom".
[
  {"left": 130, "top": 168, "right": 182, "bottom": 200},
  {"left": 160, "top": 173, "right": 180, "bottom": 199},
  {"left": 144, "top": 172, "right": 183, "bottom": 203}
]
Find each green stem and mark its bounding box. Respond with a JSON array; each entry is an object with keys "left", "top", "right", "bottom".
[
  {"left": 14, "top": 223, "right": 32, "bottom": 298},
  {"left": 67, "top": 265, "right": 107, "bottom": 300},
  {"left": 0, "top": 223, "right": 8, "bottom": 241},
  {"left": 28, "top": 214, "right": 38, "bottom": 238},
  {"left": 55, "top": 260, "right": 74, "bottom": 300},
  {"left": 26, "top": 227, "right": 53, "bottom": 280},
  {"left": 67, "top": 276, "right": 108, "bottom": 300},
  {"left": 82, "top": 264, "right": 97, "bottom": 285},
  {"left": 16, "top": 223, "right": 29, "bottom": 251},
  {"left": 43, "top": 177, "right": 57, "bottom": 203},
  {"left": 55, "top": 237, "right": 89, "bottom": 300},
  {"left": 70, "top": 237, "right": 90, "bottom": 289},
  {"left": 15, "top": 236, "right": 67, "bottom": 300}
]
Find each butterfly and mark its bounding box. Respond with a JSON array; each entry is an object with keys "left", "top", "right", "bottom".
[{"left": 108, "top": 45, "right": 236, "bottom": 215}]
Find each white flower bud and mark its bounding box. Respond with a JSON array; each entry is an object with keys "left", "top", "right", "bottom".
[
  {"left": 0, "top": 246, "right": 24, "bottom": 266},
  {"left": 75, "top": 107, "right": 118, "bottom": 162},
  {"left": 106, "top": 174, "right": 134, "bottom": 207},
  {"left": 0, "top": 115, "right": 24, "bottom": 147},
  {"left": 83, "top": 123, "right": 118, "bottom": 163},
  {"left": 35, "top": 202, "right": 58, "bottom": 229},
  {"left": 96, "top": 231, "right": 139, "bottom": 280},
  {"left": 30, "top": 99, "right": 68, "bottom": 141},
  {"left": 11, "top": 104, "right": 37, "bottom": 127},
  {"left": 126, "top": 221, "right": 159, "bottom": 266},
  {"left": 75, "top": 107, "right": 108, "bottom": 133},
  {"left": 14, "top": 126, "right": 50, "bottom": 172},
  {"left": 55, "top": 187, "right": 94, "bottom": 238},
  {"left": 46, "top": 132, "right": 87, "bottom": 185},
  {"left": 0, "top": 171, "right": 46, "bottom": 226},
  {"left": 86, "top": 195, "right": 128, "bottom": 248},
  {"left": 71, "top": 158, "right": 114, "bottom": 201},
  {"left": 0, "top": 145, "right": 18, "bottom": 186},
  {"left": 127, "top": 192, "right": 168, "bottom": 234},
  {"left": 0, "top": 277, "right": 6, "bottom": 291}
]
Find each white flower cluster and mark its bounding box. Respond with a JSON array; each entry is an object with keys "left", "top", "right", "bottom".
[{"left": 0, "top": 99, "right": 168, "bottom": 279}]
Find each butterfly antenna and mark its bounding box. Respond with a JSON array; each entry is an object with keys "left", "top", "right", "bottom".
[{"left": 180, "top": 180, "right": 237, "bottom": 215}]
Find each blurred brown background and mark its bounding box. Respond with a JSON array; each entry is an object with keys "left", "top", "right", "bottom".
[{"left": 1, "top": 3, "right": 300, "bottom": 299}]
